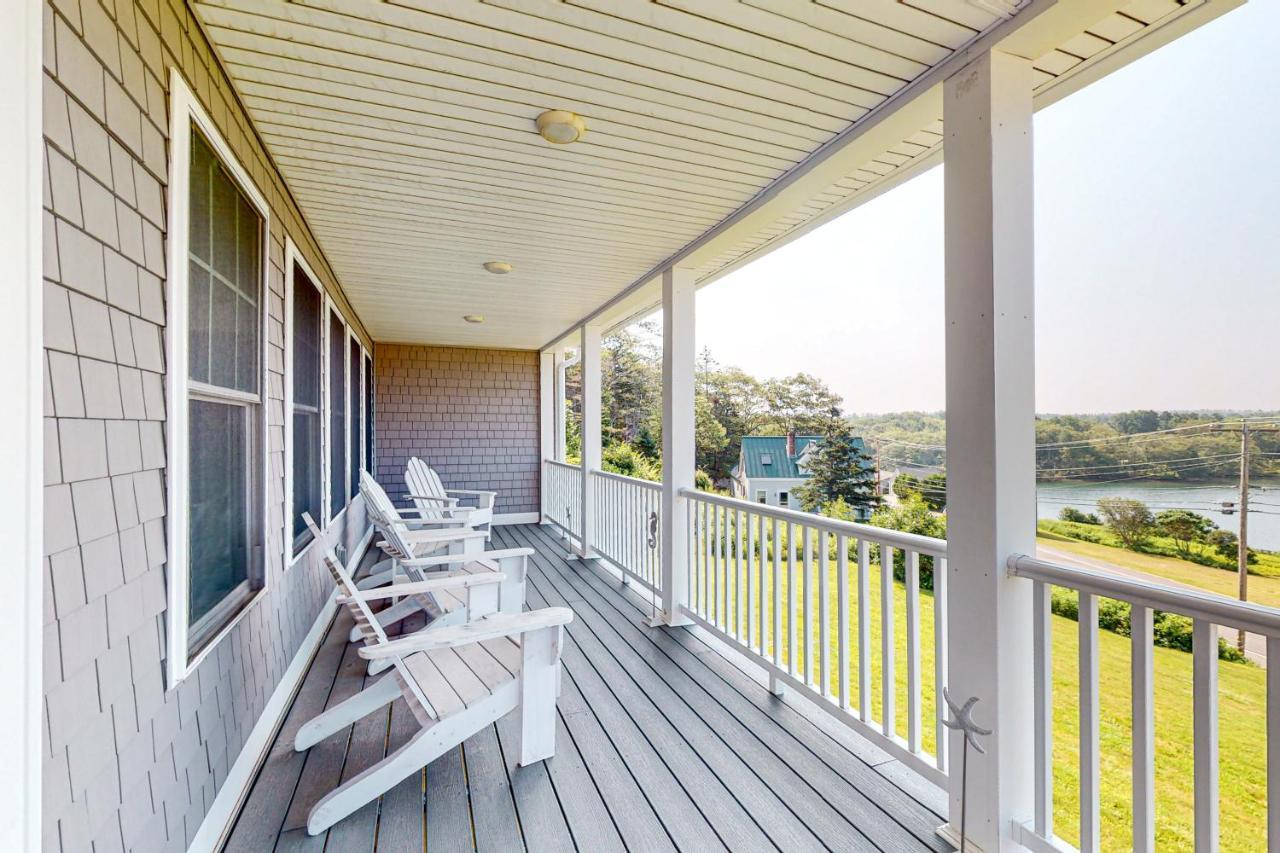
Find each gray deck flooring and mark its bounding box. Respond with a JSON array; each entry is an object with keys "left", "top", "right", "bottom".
[{"left": 224, "top": 524, "right": 950, "bottom": 852}]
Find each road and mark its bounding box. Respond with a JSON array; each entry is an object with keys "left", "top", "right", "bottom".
[{"left": 1035, "top": 542, "right": 1268, "bottom": 667}]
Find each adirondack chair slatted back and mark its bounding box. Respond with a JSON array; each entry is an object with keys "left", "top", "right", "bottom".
[
  {"left": 358, "top": 471, "right": 417, "bottom": 562},
  {"left": 305, "top": 511, "right": 442, "bottom": 725},
  {"left": 405, "top": 457, "right": 447, "bottom": 521}
]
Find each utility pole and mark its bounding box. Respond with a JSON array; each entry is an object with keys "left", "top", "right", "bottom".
[{"left": 1214, "top": 421, "right": 1280, "bottom": 653}]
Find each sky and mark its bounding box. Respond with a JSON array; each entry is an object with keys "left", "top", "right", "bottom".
[{"left": 686, "top": 1, "right": 1279, "bottom": 415}]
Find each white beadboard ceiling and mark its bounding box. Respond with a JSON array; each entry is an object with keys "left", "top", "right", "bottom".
[{"left": 192, "top": 0, "right": 1237, "bottom": 349}]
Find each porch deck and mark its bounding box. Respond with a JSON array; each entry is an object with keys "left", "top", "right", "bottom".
[{"left": 223, "top": 524, "right": 950, "bottom": 852}]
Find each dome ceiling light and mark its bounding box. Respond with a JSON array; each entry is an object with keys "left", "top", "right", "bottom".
[
  {"left": 536, "top": 109, "right": 587, "bottom": 145},
  {"left": 463, "top": 314, "right": 484, "bottom": 324},
  {"left": 483, "top": 261, "right": 514, "bottom": 274}
]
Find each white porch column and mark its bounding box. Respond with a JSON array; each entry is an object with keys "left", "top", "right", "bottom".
[
  {"left": 942, "top": 49, "right": 1036, "bottom": 851},
  {"left": 578, "top": 324, "right": 602, "bottom": 557},
  {"left": 554, "top": 352, "right": 567, "bottom": 461},
  {"left": 659, "top": 267, "right": 696, "bottom": 626},
  {"left": 539, "top": 350, "right": 555, "bottom": 524},
  {"left": 0, "top": 0, "right": 42, "bottom": 848}
]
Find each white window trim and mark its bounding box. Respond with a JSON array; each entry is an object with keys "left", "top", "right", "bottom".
[
  {"left": 164, "top": 68, "right": 271, "bottom": 687},
  {"left": 283, "top": 237, "right": 327, "bottom": 568},
  {"left": 347, "top": 328, "right": 363, "bottom": 501},
  {"left": 364, "top": 351, "right": 375, "bottom": 476},
  {"left": 325, "top": 299, "right": 350, "bottom": 525}
]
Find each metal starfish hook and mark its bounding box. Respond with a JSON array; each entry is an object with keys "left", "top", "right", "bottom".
[{"left": 942, "top": 687, "right": 992, "bottom": 754}]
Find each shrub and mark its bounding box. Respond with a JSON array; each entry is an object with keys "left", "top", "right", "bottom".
[
  {"left": 1059, "top": 507, "right": 1101, "bottom": 525},
  {"left": 1050, "top": 588, "right": 1246, "bottom": 663}
]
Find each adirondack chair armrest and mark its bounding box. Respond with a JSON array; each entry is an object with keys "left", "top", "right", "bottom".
[
  {"left": 398, "top": 545, "right": 528, "bottom": 570},
  {"left": 345, "top": 572, "right": 506, "bottom": 602},
  {"left": 358, "top": 608, "right": 574, "bottom": 659},
  {"left": 406, "top": 493, "right": 460, "bottom": 506},
  {"left": 396, "top": 504, "right": 473, "bottom": 518},
  {"left": 444, "top": 489, "right": 497, "bottom": 507},
  {"left": 397, "top": 528, "right": 488, "bottom": 545}
]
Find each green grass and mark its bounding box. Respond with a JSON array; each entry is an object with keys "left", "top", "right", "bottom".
[
  {"left": 692, "top": 540, "right": 1267, "bottom": 851},
  {"left": 1038, "top": 519, "right": 1280, "bottom": 578}
]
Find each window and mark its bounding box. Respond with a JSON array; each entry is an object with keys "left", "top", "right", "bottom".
[
  {"left": 756, "top": 490, "right": 767, "bottom": 504},
  {"left": 328, "top": 310, "right": 348, "bottom": 519},
  {"left": 779, "top": 491, "right": 790, "bottom": 507},
  {"left": 760, "top": 453, "right": 773, "bottom": 465},
  {"left": 165, "top": 71, "right": 269, "bottom": 683},
  {"left": 348, "top": 335, "right": 360, "bottom": 499},
  {"left": 364, "top": 353, "right": 374, "bottom": 473},
  {"left": 287, "top": 247, "right": 323, "bottom": 557}
]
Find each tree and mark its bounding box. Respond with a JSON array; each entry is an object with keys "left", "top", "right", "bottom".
[
  {"left": 1206, "top": 529, "right": 1257, "bottom": 565},
  {"left": 792, "top": 408, "right": 879, "bottom": 515},
  {"left": 1058, "top": 507, "right": 1101, "bottom": 525},
  {"left": 1155, "top": 509, "right": 1216, "bottom": 556},
  {"left": 1097, "top": 497, "right": 1155, "bottom": 550},
  {"left": 869, "top": 495, "right": 946, "bottom": 589},
  {"left": 892, "top": 471, "right": 946, "bottom": 511}
]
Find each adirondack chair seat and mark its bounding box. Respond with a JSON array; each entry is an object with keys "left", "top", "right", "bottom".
[{"left": 298, "top": 542, "right": 572, "bottom": 837}]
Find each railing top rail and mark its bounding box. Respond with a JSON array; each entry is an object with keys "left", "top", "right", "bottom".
[
  {"left": 1009, "top": 553, "right": 1280, "bottom": 637},
  {"left": 544, "top": 458, "right": 582, "bottom": 471},
  {"left": 679, "top": 487, "right": 948, "bottom": 558},
  {"left": 589, "top": 468, "right": 662, "bottom": 490}
]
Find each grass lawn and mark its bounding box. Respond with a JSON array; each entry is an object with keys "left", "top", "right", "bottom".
[{"left": 692, "top": 541, "right": 1266, "bottom": 851}]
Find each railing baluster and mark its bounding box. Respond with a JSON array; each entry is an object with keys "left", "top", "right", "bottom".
[
  {"left": 1193, "top": 618, "right": 1219, "bottom": 852},
  {"left": 933, "top": 557, "right": 948, "bottom": 775},
  {"left": 881, "top": 545, "right": 895, "bottom": 738},
  {"left": 788, "top": 522, "right": 798, "bottom": 678},
  {"left": 771, "top": 516, "right": 781, "bottom": 668},
  {"left": 1270, "top": 635, "right": 1280, "bottom": 852},
  {"left": 757, "top": 513, "right": 766, "bottom": 658},
  {"left": 905, "top": 549, "right": 920, "bottom": 754},
  {"left": 858, "top": 538, "right": 871, "bottom": 723},
  {"left": 1131, "top": 604, "right": 1154, "bottom": 853},
  {"left": 803, "top": 526, "right": 813, "bottom": 685},
  {"left": 736, "top": 509, "right": 745, "bottom": 641},
  {"left": 702, "top": 500, "right": 710, "bottom": 617},
  {"left": 746, "top": 509, "right": 755, "bottom": 650},
  {"left": 1079, "top": 591, "right": 1100, "bottom": 853},
  {"left": 1033, "top": 579, "right": 1053, "bottom": 839},
  {"left": 837, "top": 535, "right": 850, "bottom": 710},
  {"left": 819, "top": 529, "right": 830, "bottom": 699}
]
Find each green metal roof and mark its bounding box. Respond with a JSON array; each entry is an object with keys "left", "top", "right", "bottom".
[{"left": 736, "top": 434, "right": 867, "bottom": 480}]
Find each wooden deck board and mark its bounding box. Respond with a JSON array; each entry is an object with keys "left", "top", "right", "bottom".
[{"left": 225, "top": 524, "right": 950, "bottom": 852}]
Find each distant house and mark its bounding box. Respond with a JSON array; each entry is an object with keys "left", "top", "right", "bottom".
[{"left": 731, "top": 431, "right": 872, "bottom": 519}]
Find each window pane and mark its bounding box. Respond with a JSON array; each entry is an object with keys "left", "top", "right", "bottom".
[
  {"left": 209, "top": 279, "right": 237, "bottom": 388},
  {"left": 349, "top": 342, "right": 360, "bottom": 498},
  {"left": 189, "top": 127, "right": 211, "bottom": 264},
  {"left": 292, "top": 409, "right": 322, "bottom": 546},
  {"left": 210, "top": 160, "right": 238, "bottom": 283},
  {"left": 188, "top": 260, "right": 210, "bottom": 383},
  {"left": 293, "top": 270, "right": 321, "bottom": 408},
  {"left": 329, "top": 312, "right": 346, "bottom": 516},
  {"left": 236, "top": 294, "right": 259, "bottom": 394},
  {"left": 188, "top": 399, "right": 249, "bottom": 629},
  {"left": 364, "top": 354, "right": 374, "bottom": 473}
]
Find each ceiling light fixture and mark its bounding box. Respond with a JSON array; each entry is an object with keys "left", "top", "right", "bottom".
[
  {"left": 536, "top": 109, "right": 587, "bottom": 145},
  {"left": 463, "top": 314, "right": 484, "bottom": 324},
  {"left": 483, "top": 261, "right": 514, "bottom": 274}
]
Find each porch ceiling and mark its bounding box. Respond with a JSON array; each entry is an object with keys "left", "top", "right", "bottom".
[{"left": 191, "top": 0, "right": 1237, "bottom": 350}]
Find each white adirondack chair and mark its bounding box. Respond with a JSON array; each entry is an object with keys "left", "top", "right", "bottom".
[
  {"left": 405, "top": 457, "right": 496, "bottom": 534},
  {"left": 301, "top": 513, "right": 529, "bottom": 673},
  {"left": 298, "top": 544, "right": 571, "bottom": 836}
]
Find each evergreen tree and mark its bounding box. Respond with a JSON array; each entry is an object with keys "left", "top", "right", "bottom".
[{"left": 793, "top": 408, "right": 879, "bottom": 514}]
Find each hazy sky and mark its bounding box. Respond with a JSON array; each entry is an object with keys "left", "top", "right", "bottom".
[{"left": 687, "top": 1, "right": 1278, "bottom": 415}]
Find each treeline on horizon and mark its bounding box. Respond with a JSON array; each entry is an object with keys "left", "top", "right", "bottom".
[{"left": 569, "top": 324, "right": 1280, "bottom": 485}]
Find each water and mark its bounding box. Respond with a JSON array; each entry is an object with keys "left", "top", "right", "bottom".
[{"left": 1037, "top": 479, "right": 1280, "bottom": 552}]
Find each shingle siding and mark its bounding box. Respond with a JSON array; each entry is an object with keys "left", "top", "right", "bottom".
[
  {"left": 374, "top": 345, "right": 542, "bottom": 516},
  {"left": 42, "top": 2, "right": 370, "bottom": 850}
]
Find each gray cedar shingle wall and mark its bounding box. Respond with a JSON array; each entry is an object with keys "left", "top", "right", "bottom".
[
  {"left": 42, "top": 2, "right": 370, "bottom": 851},
  {"left": 374, "top": 345, "right": 541, "bottom": 516}
]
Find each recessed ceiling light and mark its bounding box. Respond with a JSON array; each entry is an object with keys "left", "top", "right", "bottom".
[
  {"left": 536, "top": 109, "right": 587, "bottom": 145},
  {"left": 463, "top": 314, "right": 484, "bottom": 324},
  {"left": 483, "top": 261, "right": 514, "bottom": 274}
]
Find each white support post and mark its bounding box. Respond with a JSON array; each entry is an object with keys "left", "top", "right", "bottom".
[
  {"left": 553, "top": 351, "right": 567, "bottom": 462},
  {"left": 578, "top": 324, "right": 602, "bottom": 558},
  {"left": 941, "top": 49, "right": 1037, "bottom": 851},
  {"left": 659, "top": 267, "right": 696, "bottom": 626},
  {"left": 539, "top": 350, "right": 555, "bottom": 525},
  {"left": 0, "top": 0, "right": 42, "bottom": 848}
]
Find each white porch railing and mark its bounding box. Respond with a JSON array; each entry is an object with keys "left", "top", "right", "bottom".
[
  {"left": 1008, "top": 554, "right": 1280, "bottom": 853},
  {"left": 678, "top": 488, "right": 950, "bottom": 786},
  {"left": 589, "top": 469, "right": 662, "bottom": 595},
  {"left": 543, "top": 459, "right": 583, "bottom": 543}
]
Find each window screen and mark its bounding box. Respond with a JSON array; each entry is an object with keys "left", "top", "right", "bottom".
[
  {"left": 349, "top": 341, "right": 360, "bottom": 499},
  {"left": 329, "top": 311, "right": 347, "bottom": 517},
  {"left": 185, "top": 124, "right": 263, "bottom": 653},
  {"left": 364, "top": 353, "right": 374, "bottom": 474},
  {"left": 291, "top": 263, "right": 323, "bottom": 551}
]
